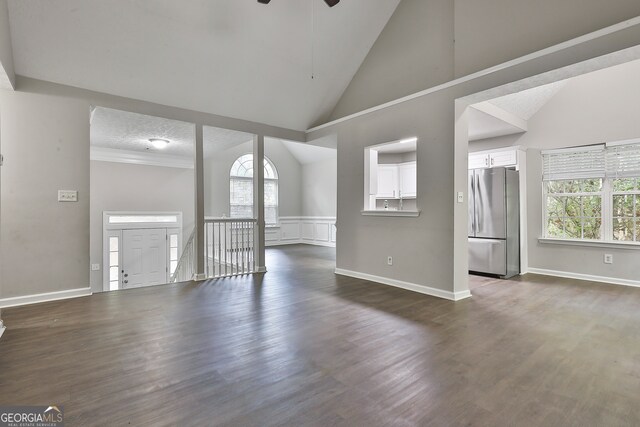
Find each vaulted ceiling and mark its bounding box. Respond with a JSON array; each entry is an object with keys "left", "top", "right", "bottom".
[{"left": 7, "top": 0, "right": 400, "bottom": 131}]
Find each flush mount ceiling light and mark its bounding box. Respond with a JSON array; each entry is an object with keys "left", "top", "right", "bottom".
[
  {"left": 149, "top": 138, "right": 170, "bottom": 149},
  {"left": 258, "top": 0, "right": 340, "bottom": 7}
]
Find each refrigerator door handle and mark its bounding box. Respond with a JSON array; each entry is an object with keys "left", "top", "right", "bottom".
[
  {"left": 470, "top": 172, "right": 475, "bottom": 232},
  {"left": 475, "top": 172, "right": 481, "bottom": 235}
]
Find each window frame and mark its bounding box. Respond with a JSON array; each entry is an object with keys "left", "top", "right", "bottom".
[
  {"left": 541, "top": 142, "right": 640, "bottom": 246},
  {"left": 542, "top": 179, "right": 604, "bottom": 241},
  {"left": 229, "top": 154, "right": 279, "bottom": 225}
]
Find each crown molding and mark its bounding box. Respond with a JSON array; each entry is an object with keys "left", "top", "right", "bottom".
[{"left": 90, "top": 147, "right": 193, "bottom": 169}]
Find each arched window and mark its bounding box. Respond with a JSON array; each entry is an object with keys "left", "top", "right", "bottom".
[{"left": 230, "top": 154, "right": 278, "bottom": 224}]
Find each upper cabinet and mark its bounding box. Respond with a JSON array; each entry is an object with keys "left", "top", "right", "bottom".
[
  {"left": 398, "top": 162, "right": 417, "bottom": 198},
  {"left": 469, "top": 148, "right": 521, "bottom": 170},
  {"left": 377, "top": 164, "right": 399, "bottom": 198},
  {"left": 376, "top": 161, "right": 416, "bottom": 199}
]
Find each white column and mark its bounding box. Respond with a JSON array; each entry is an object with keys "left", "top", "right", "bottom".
[
  {"left": 194, "top": 124, "right": 205, "bottom": 280},
  {"left": 253, "top": 135, "right": 266, "bottom": 272}
]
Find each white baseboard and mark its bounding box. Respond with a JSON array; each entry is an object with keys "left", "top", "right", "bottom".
[
  {"left": 267, "top": 239, "right": 335, "bottom": 248},
  {"left": 0, "top": 287, "right": 93, "bottom": 309},
  {"left": 527, "top": 268, "right": 640, "bottom": 288},
  {"left": 335, "top": 268, "right": 472, "bottom": 301}
]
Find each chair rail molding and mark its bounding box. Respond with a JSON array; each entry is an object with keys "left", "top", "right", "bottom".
[{"left": 266, "top": 216, "right": 336, "bottom": 247}]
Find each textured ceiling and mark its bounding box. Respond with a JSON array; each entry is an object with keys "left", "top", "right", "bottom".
[
  {"left": 91, "top": 107, "right": 333, "bottom": 165},
  {"left": 91, "top": 107, "right": 195, "bottom": 157},
  {"left": 90, "top": 107, "right": 255, "bottom": 159},
  {"left": 8, "top": 0, "right": 400, "bottom": 131},
  {"left": 488, "top": 81, "right": 567, "bottom": 120}
]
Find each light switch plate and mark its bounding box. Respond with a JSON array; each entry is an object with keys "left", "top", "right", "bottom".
[
  {"left": 457, "top": 192, "right": 464, "bottom": 203},
  {"left": 58, "top": 190, "right": 78, "bottom": 202}
]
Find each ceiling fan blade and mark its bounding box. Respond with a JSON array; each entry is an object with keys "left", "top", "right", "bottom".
[{"left": 257, "top": 0, "right": 339, "bottom": 6}]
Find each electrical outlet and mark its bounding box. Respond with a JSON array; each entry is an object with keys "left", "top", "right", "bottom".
[
  {"left": 91, "top": 263, "right": 101, "bottom": 271},
  {"left": 58, "top": 190, "right": 78, "bottom": 202},
  {"left": 604, "top": 254, "right": 613, "bottom": 264},
  {"left": 457, "top": 192, "right": 464, "bottom": 203},
  {"left": 387, "top": 256, "right": 393, "bottom": 266}
]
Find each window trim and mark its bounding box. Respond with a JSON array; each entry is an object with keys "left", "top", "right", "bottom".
[
  {"left": 229, "top": 154, "right": 279, "bottom": 225},
  {"left": 542, "top": 182, "right": 604, "bottom": 241},
  {"left": 541, "top": 143, "right": 640, "bottom": 246}
]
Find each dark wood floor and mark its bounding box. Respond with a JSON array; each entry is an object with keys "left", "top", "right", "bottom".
[{"left": 1, "top": 245, "right": 640, "bottom": 426}]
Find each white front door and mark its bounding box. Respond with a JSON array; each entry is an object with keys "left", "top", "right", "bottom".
[{"left": 122, "top": 228, "right": 167, "bottom": 289}]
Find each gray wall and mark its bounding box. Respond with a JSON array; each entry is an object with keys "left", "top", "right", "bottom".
[
  {"left": 0, "top": 90, "right": 89, "bottom": 298},
  {"left": 311, "top": 5, "right": 640, "bottom": 296},
  {"left": 454, "top": 0, "right": 640, "bottom": 77},
  {"left": 469, "top": 60, "right": 640, "bottom": 282},
  {"left": 0, "top": 0, "right": 14, "bottom": 88},
  {"left": 0, "top": 77, "right": 304, "bottom": 300},
  {"left": 205, "top": 139, "right": 303, "bottom": 218},
  {"left": 329, "top": 0, "right": 640, "bottom": 122},
  {"left": 328, "top": 0, "right": 454, "bottom": 121},
  {"left": 302, "top": 157, "right": 337, "bottom": 217},
  {"left": 89, "top": 161, "right": 194, "bottom": 292}
]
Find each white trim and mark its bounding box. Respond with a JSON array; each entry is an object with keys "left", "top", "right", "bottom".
[
  {"left": 335, "top": 268, "right": 472, "bottom": 301},
  {"left": 0, "top": 287, "right": 92, "bottom": 309},
  {"left": 268, "top": 239, "right": 336, "bottom": 248},
  {"left": 606, "top": 137, "right": 640, "bottom": 147},
  {"left": 306, "top": 17, "right": 640, "bottom": 134},
  {"left": 361, "top": 210, "right": 421, "bottom": 217},
  {"left": 541, "top": 144, "right": 605, "bottom": 155},
  {"left": 472, "top": 102, "right": 528, "bottom": 132},
  {"left": 538, "top": 237, "right": 640, "bottom": 250},
  {"left": 0, "top": 325, "right": 5, "bottom": 341},
  {"left": 266, "top": 216, "right": 336, "bottom": 248},
  {"left": 278, "top": 216, "right": 336, "bottom": 221},
  {"left": 102, "top": 211, "right": 183, "bottom": 291},
  {"left": 91, "top": 147, "right": 193, "bottom": 169},
  {"left": 527, "top": 267, "right": 640, "bottom": 288}
]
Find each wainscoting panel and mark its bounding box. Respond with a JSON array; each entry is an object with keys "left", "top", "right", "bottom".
[{"left": 267, "top": 217, "right": 336, "bottom": 248}]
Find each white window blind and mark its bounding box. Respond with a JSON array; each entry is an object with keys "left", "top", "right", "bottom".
[
  {"left": 605, "top": 142, "right": 640, "bottom": 178},
  {"left": 542, "top": 145, "right": 605, "bottom": 181}
]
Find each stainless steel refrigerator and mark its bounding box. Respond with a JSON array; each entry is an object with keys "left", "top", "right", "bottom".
[{"left": 468, "top": 167, "right": 520, "bottom": 278}]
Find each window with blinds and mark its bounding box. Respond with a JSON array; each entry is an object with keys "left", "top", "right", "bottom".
[
  {"left": 229, "top": 154, "right": 279, "bottom": 225},
  {"left": 542, "top": 140, "right": 640, "bottom": 243}
]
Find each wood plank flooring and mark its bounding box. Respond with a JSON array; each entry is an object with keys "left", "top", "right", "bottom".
[{"left": 1, "top": 244, "right": 640, "bottom": 426}]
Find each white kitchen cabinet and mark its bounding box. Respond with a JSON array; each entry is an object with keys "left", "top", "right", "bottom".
[
  {"left": 398, "top": 162, "right": 417, "bottom": 198},
  {"left": 489, "top": 150, "right": 517, "bottom": 167},
  {"left": 377, "top": 161, "right": 416, "bottom": 199},
  {"left": 469, "top": 149, "right": 519, "bottom": 169},
  {"left": 377, "top": 165, "right": 399, "bottom": 198},
  {"left": 469, "top": 153, "right": 490, "bottom": 169}
]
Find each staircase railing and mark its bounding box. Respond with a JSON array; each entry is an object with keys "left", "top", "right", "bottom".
[
  {"left": 205, "top": 218, "right": 257, "bottom": 278},
  {"left": 170, "top": 228, "right": 196, "bottom": 283}
]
